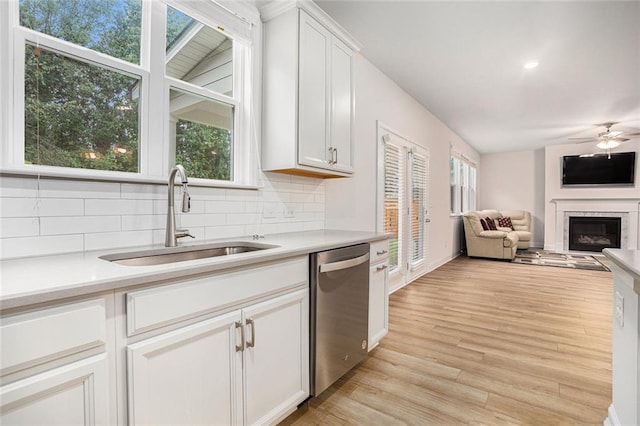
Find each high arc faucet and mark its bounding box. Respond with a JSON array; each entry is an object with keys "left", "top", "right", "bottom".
[{"left": 165, "top": 165, "right": 194, "bottom": 247}]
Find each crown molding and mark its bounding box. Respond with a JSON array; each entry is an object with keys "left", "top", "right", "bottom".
[{"left": 259, "top": 0, "right": 361, "bottom": 51}]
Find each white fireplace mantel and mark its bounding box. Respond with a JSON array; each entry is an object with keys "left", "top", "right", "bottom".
[{"left": 545, "top": 198, "right": 640, "bottom": 252}]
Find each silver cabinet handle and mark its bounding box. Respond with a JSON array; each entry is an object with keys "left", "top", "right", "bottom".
[
  {"left": 333, "top": 147, "right": 338, "bottom": 165},
  {"left": 376, "top": 250, "right": 388, "bottom": 255},
  {"left": 235, "top": 321, "right": 244, "bottom": 352},
  {"left": 246, "top": 318, "right": 255, "bottom": 348},
  {"left": 376, "top": 265, "right": 388, "bottom": 272},
  {"left": 319, "top": 253, "right": 370, "bottom": 273}
]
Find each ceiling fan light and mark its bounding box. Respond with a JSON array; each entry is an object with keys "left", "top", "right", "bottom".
[
  {"left": 596, "top": 140, "right": 620, "bottom": 149},
  {"left": 608, "top": 130, "right": 622, "bottom": 137}
]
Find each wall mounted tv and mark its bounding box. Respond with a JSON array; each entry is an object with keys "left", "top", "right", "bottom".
[{"left": 562, "top": 151, "right": 636, "bottom": 186}]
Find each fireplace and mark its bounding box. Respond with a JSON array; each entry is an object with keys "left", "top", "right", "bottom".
[{"left": 568, "top": 216, "right": 621, "bottom": 252}]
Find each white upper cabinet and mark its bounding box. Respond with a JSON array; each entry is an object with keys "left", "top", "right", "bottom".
[{"left": 262, "top": 2, "right": 360, "bottom": 178}]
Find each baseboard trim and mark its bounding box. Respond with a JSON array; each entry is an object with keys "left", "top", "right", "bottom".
[
  {"left": 389, "top": 252, "right": 461, "bottom": 295},
  {"left": 604, "top": 404, "right": 621, "bottom": 426},
  {"left": 428, "top": 252, "right": 461, "bottom": 274}
]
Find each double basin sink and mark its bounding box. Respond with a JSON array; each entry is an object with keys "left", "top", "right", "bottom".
[{"left": 100, "top": 241, "right": 278, "bottom": 266}]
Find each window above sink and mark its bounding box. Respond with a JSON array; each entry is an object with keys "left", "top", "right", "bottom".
[{"left": 0, "top": 0, "right": 260, "bottom": 188}]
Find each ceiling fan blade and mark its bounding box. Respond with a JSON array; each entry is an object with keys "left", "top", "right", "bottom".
[{"left": 621, "top": 131, "right": 640, "bottom": 137}]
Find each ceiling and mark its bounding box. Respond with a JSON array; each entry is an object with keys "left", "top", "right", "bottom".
[{"left": 315, "top": 0, "right": 640, "bottom": 154}]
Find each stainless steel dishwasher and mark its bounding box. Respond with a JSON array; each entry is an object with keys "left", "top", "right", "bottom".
[{"left": 310, "top": 243, "right": 370, "bottom": 396}]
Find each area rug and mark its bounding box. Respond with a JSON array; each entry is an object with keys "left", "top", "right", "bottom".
[{"left": 512, "top": 249, "right": 610, "bottom": 272}]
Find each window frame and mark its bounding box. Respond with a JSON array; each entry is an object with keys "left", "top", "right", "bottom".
[
  {"left": 450, "top": 151, "right": 477, "bottom": 216},
  {"left": 1, "top": 0, "right": 259, "bottom": 188}
]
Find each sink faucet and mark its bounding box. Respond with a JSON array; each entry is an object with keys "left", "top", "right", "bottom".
[{"left": 165, "top": 165, "right": 194, "bottom": 247}]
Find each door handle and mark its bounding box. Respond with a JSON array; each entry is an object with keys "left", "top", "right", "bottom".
[
  {"left": 235, "top": 321, "right": 244, "bottom": 352},
  {"left": 333, "top": 147, "right": 338, "bottom": 165},
  {"left": 246, "top": 318, "right": 255, "bottom": 348},
  {"left": 319, "top": 253, "right": 370, "bottom": 273}
]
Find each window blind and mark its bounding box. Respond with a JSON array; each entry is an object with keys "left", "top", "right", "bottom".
[
  {"left": 410, "top": 151, "right": 427, "bottom": 265},
  {"left": 384, "top": 141, "right": 402, "bottom": 272}
]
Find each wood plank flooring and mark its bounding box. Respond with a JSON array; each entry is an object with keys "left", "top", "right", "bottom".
[{"left": 281, "top": 255, "right": 613, "bottom": 425}]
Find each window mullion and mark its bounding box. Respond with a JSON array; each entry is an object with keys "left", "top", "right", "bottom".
[
  {"left": 165, "top": 76, "right": 239, "bottom": 108},
  {"left": 146, "top": 0, "right": 166, "bottom": 177},
  {"left": 18, "top": 27, "right": 145, "bottom": 78}
]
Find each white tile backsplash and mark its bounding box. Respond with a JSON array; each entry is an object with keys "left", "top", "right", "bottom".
[
  {"left": 0, "top": 234, "right": 84, "bottom": 259},
  {"left": 85, "top": 199, "right": 154, "bottom": 216},
  {"left": 0, "top": 173, "right": 326, "bottom": 259},
  {"left": 40, "top": 216, "right": 122, "bottom": 236},
  {"left": 1, "top": 198, "right": 84, "bottom": 217},
  {"left": 84, "top": 230, "right": 154, "bottom": 251},
  {"left": 0, "top": 217, "right": 40, "bottom": 238},
  {"left": 38, "top": 179, "right": 121, "bottom": 199}
]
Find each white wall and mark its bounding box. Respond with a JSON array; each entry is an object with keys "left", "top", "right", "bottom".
[
  {"left": 325, "top": 56, "right": 480, "bottom": 271},
  {"left": 0, "top": 172, "right": 325, "bottom": 260},
  {"left": 478, "top": 149, "right": 545, "bottom": 247}
]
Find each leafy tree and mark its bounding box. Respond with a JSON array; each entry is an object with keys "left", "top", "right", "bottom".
[
  {"left": 22, "top": 0, "right": 140, "bottom": 171},
  {"left": 176, "top": 120, "right": 231, "bottom": 181}
]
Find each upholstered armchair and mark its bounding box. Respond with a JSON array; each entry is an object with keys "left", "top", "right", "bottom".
[
  {"left": 462, "top": 210, "right": 523, "bottom": 260},
  {"left": 499, "top": 210, "right": 532, "bottom": 249}
]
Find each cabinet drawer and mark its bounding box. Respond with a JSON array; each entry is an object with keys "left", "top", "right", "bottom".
[
  {"left": 1, "top": 298, "right": 107, "bottom": 377},
  {"left": 370, "top": 239, "right": 390, "bottom": 264},
  {"left": 126, "top": 256, "right": 308, "bottom": 336}
]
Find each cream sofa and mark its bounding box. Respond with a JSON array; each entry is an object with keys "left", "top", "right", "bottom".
[{"left": 462, "top": 210, "right": 532, "bottom": 260}]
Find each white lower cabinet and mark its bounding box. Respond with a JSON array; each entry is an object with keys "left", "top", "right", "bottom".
[
  {"left": 368, "top": 239, "right": 390, "bottom": 351},
  {"left": 0, "top": 296, "right": 113, "bottom": 426},
  {"left": 127, "top": 311, "right": 243, "bottom": 425},
  {"left": 243, "top": 290, "right": 309, "bottom": 425},
  {"left": 127, "top": 288, "right": 309, "bottom": 426},
  {"left": 0, "top": 354, "right": 111, "bottom": 425}
]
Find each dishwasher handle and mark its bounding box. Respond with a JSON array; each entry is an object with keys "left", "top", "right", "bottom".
[{"left": 319, "top": 252, "right": 370, "bottom": 273}]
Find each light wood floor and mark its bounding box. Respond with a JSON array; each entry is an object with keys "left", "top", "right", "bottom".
[{"left": 281, "top": 255, "right": 613, "bottom": 425}]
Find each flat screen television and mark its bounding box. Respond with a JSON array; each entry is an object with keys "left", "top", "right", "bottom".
[{"left": 562, "top": 151, "right": 636, "bottom": 186}]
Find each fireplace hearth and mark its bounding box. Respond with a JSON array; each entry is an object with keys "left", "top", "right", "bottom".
[{"left": 568, "top": 216, "right": 621, "bottom": 252}]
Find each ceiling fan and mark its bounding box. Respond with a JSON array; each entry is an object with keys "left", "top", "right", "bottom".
[{"left": 569, "top": 122, "right": 640, "bottom": 151}]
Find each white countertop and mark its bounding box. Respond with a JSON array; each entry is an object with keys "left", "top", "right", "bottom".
[
  {"left": 603, "top": 248, "right": 640, "bottom": 293},
  {"left": 0, "top": 230, "right": 388, "bottom": 310}
]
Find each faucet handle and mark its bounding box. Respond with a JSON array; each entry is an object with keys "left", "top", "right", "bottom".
[{"left": 176, "top": 229, "right": 195, "bottom": 240}]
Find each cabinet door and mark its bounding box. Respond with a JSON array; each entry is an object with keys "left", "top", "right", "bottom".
[
  {"left": 127, "top": 311, "right": 243, "bottom": 426},
  {"left": 369, "top": 262, "right": 389, "bottom": 351},
  {"left": 298, "top": 10, "right": 331, "bottom": 170},
  {"left": 243, "top": 289, "right": 309, "bottom": 425},
  {"left": 0, "top": 354, "right": 111, "bottom": 425},
  {"left": 330, "top": 37, "right": 354, "bottom": 173}
]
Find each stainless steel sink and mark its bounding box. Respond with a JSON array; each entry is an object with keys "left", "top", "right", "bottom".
[{"left": 99, "top": 242, "right": 278, "bottom": 266}]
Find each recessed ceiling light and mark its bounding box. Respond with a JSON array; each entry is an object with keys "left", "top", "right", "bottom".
[{"left": 524, "top": 61, "right": 539, "bottom": 69}]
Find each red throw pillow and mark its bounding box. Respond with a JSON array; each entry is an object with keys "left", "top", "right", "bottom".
[
  {"left": 485, "top": 217, "right": 497, "bottom": 230},
  {"left": 480, "top": 218, "right": 489, "bottom": 230},
  {"left": 497, "top": 216, "right": 514, "bottom": 230}
]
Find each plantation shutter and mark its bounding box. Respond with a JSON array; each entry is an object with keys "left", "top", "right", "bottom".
[
  {"left": 409, "top": 150, "right": 427, "bottom": 266},
  {"left": 384, "top": 141, "right": 403, "bottom": 272}
]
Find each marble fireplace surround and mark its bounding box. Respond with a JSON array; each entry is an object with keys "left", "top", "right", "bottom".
[{"left": 547, "top": 199, "right": 640, "bottom": 252}]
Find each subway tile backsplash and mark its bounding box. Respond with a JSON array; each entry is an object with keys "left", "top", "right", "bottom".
[{"left": 0, "top": 172, "right": 325, "bottom": 260}]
